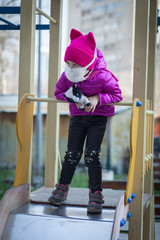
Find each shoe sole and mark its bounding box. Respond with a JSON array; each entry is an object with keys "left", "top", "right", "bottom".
[
  {"left": 87, "top": 208, "right": 102, "bottom": 214},
  {"left": 48, "top": 197, "right": 66, "bottom": 206}
]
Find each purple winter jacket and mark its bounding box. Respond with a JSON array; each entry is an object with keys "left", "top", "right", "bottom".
[{"left": 54, "top": 49, "right": 123, "bottom": 117}]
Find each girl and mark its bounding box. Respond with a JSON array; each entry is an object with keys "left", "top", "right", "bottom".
[{"left": 48, "top": 29, "right": 123, "bottom": 213}]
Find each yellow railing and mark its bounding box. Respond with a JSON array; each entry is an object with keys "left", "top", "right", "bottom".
[
  {"left": 14, "top": 94, "right": 34, "bottom": 187},
  {"left": 125, "top": 98, "right": 141, "bottom": 204}
]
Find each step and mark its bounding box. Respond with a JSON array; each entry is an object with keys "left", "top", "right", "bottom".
[
  {"left": 155, "top": 205, "right": 160, "bottom": 216},
  {"left": 155, "top": 215, "right": 160, "bottom": 221},
  {"left": 154, "top": 158, "right": 160, "bottom": 163},
  {"left": 30, "top": 187, "right": 125, "bottom": 209},
  {"left": 155, "top": 195, "right": 160, "bottom": 205},
  {"left": 153, "top": 166, "right": 160, "bottom": 171},
  {"left": 154, "top": 181, "right": 160, "bottom": 191},
  {"left": 102, "top": 180, "right": 127, "bottom": 190}
]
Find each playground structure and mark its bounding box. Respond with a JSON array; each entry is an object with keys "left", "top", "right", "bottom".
[{"left": 0, "top": 0, "right": 158, "bottom": 239}]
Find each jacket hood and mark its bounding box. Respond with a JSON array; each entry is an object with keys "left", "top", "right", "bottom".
[
  {"left": 94, "top": 49, "right": 107, "bottom": 71},
  {"left": 86, "top": 49, "right": 107, "bottom": 80}
]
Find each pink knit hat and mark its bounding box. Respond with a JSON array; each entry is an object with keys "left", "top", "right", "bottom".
[{"left": 64, "top": 29, "right": 97, "bottom": 70}]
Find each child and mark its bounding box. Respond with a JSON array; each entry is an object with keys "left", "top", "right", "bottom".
[{"left": 48, "top": 29, "right": 123, "bottom": 213}]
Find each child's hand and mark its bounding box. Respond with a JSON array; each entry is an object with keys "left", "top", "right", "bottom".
[
  {"left": 75, "top": 103, "right": 84, "bottom": 109},
  {"left": 85, "top": 95, "right": 99, "bottom": 113}
]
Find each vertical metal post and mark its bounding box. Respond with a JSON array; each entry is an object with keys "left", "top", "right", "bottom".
[{"left": 36, "top": 0, "right": 42, "bottom": 177}]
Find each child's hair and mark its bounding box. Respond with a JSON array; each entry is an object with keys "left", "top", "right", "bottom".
[{"left": 64, "top": 29, "right": 97, "bottom": 70}]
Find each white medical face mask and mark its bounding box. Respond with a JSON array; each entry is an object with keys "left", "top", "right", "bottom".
[{"left": 65, "top": 50, "right": 97, "bottom": 83}]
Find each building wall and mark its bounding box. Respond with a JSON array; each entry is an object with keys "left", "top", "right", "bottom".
[
  {"left": 0, "top": 113, "right": 73, "bottom": 167},
  {"left": 0, "top": 112, "right": 17, "bottom": 165}
]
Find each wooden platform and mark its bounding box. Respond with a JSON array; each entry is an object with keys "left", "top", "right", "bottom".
[{"left": 30, "top": 187, "right": 125, "bottom": 209}]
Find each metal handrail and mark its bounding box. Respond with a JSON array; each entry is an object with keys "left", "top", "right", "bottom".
[
  {"left": 27, "top": 96, "right": 142, "bottom": 107},
  {"left": 36, "top": 7, "right": 57, "bottom": 24}
]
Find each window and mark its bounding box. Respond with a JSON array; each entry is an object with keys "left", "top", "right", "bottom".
[
  {"left": 105, "top": 3, "right": 117, "bottom": 12},
  {"left": 104, "top": 43, "right": 116, "bottom": 51},
  {"left": 93, "top": 6, "right": 104, "bottom": 16},
  {"left": 117, "top": 1, "right": 124, "bottom": 8},
  {"left": 81, "top": 9, "right": 91, "bottom": 16},
  {"left": 81, "top": 0, "right": 92, "bottom": 7},
  {"left": 117, "top": 12, "right": 123, "bottom": 18}
]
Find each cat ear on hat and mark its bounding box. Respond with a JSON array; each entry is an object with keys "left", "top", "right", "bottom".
[
  {"left": 70, "top": 29, "right": 83, "bottom": 40},
  {"left": 88, "top": 32, "right": 96, "bottom": 49}
]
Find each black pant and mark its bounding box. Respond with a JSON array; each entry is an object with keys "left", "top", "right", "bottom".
[{"left": 59, "top": 115, "right": 107, "bottom": 191}]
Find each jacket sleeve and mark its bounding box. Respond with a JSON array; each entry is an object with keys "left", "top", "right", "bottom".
[
  {"left": 54, "top": 72, "right": 70, "bottom": 102},
  {"left": 98, "top": 71, "right": 123, "bottom": 107}
]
